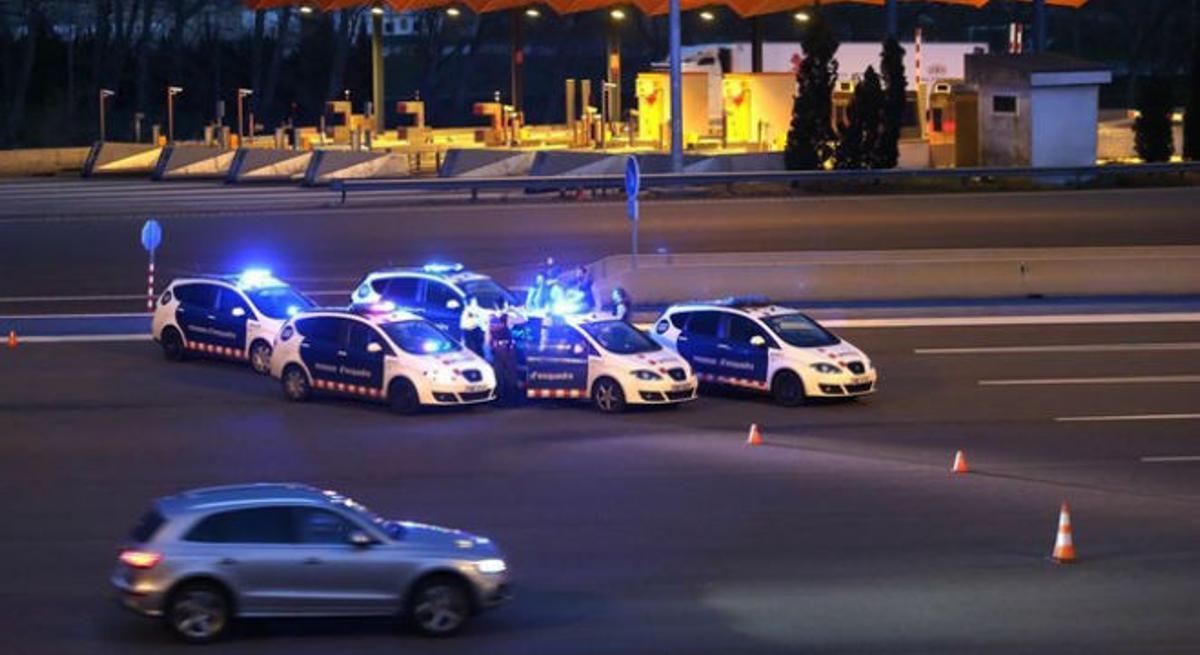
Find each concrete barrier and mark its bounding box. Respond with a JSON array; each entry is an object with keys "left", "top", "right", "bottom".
[
  {"left": 303, "top": 150, "right": 410, "bottom": 186},
  {"left": 152, "top": 146, "right": 237, "bottom": 180},
  {"left": 226, "top": 148, "right": 314, "bottom": 183},
  {"left": 439, "top": 149, "right": 536, "bottom": 177},
  {"left": 589, "top": 247, "right": 1200, "bottom": 305},
  {"left": 0, "top": 147, "right": 91, "bottom": 177},
  {"left": 82, "top": 142, "right": 163, "bottom": 177}
]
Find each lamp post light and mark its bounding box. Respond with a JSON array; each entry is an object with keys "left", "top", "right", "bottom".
[
  {"left": 166, "top": 86, "right": 183, "bottom": 144},
  {"left": 98, "top": 89, "right": 115, "bottom": 142},
  {"left": 237, "top": 88, "right": 253, "bottom": 141}
]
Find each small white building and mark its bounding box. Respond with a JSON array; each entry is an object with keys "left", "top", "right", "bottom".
[{"left": 965, "top": 53, "right": 1111, "bottom": 167}]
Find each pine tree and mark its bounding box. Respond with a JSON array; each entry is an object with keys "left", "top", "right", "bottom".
[
  {"left": 836, "top": 67, "right": 885, "bottom": 170},
  {"left": 784, "top": 13, "right": 840, "bottom": 170},
  {"left": 1185, "top": 41, "right": 1200, "bottom": 161},
  {"left": 1134, "top": 76, "right": 1175, "bottom": 163},
  {"left": 877, "top": 37, "right": 907, "bottom": 169}
]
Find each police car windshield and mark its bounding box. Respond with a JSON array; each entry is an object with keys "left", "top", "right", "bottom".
[
  {"left": 379, "top": 320, "right": 461, "bottom": 355},
  {"left": 763, "top": 313, "right": 840, "bottom": 348},
  {"left": 460, "top": 279, "right": 517, "bottom": 310},
  {"left": 245, "top": 286, "right": 315, "bottom": 320},
  {"left": 581, "top": 320, "right": 662, "bottom": 355}
]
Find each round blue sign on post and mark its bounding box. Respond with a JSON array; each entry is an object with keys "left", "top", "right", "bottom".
[
  {"left": 624, "top": 155, "right": 641, "bottom": 198},
  {"left": 141, "top": 219, "right": 162, "bottom": 254}
]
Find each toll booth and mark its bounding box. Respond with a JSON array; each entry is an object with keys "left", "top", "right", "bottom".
[
  {"left": 635, "top": 71, "right": 709, "bottom": 149},
  {"left": 721, "top": 73, "right": 794, "bottom": 150},
  {"left": 926, "top": 79, "right": 962, "bottom": 167}
]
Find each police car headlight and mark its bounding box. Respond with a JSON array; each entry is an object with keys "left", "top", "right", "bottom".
[
  {"left": 632, "top": 369, "right": 663, "bottom": 381},
  {"left": 810, "top": 363, "right": 843, "bottom": 374}
]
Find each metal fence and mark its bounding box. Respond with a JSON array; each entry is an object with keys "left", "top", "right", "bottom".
[{"left": 329, "top": 161, "right": 1200, "bottom": 204}]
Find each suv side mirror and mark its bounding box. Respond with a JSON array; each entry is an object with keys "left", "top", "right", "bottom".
[
  {"left": 231, "top": 306, "right": 246, "bottom": 318},
  {"left": 348, "top": 530, "right": 375, "bottom": 548},
  {"left": 366, "top": 342, "right": 383, "bottom": 354},
  {"left": 749, "top": 335, "right": 767, "bottom": 348},
  {"left": 446, "top": 298, "right": 462, "bottom": 311}
]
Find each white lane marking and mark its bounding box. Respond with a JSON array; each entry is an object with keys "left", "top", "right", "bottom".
[
  {"left": 1056, "top": 414, "right": 1200, "bottom": 423},
  {"left": 915, "top": 342, "right": 1200, "bottom": 354},
  {"left": 825, "top": 313, "right": 1200, "bottom": 328},
  {"left": 1141, "top": 455, "right": 1200, "bottom": 463},
  {"left": 982, "top": 375, "right": 1200, "bottom": 386},
  {"left": 17, "top": 334, "right": 150, "bottom": 343},
  {"left": 0, "top": 312, "right": 150, "bottom": 319},
  {"left": 0, "top": 293, "right": 144, "bottom": 303},
  {"left": 0, "top": 289, "right": 348, "bottom": 304}
]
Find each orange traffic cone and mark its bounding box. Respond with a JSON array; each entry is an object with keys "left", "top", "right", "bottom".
[
  {"left": 1051, "top": 501, "right": 1077, "bottom": 563},
  {"left": 6, "top": 330, "right": 15, "bottom": 349},
  {"left": 951, "top": 450, "right": 969, "bottom": 474},
  {"left": 746, "top": 424, "right": 763, "bottom": 446}
]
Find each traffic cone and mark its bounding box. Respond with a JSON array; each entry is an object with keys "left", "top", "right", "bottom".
[
  {"left": 6, "top": 330, "right": 15, "bottom": 349},
  {"left": 951, "top": 450, "right": 969, "bottom": 474},
  {"left": 746, "top": 423, "right": 763, "bottom": 446},
  {"left": 1051, "top": 501, "right": 1077, "bottom": 563}
]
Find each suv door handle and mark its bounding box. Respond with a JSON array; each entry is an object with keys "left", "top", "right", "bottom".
[
  {"left": 302, "top": 557, "right": 323, "bottom": 565},
  {"left": 218, "top": 558, "right": 238, "bottom": 566}
]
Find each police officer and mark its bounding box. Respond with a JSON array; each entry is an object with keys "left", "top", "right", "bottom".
[
  {"left": 610, "top": 287, "right": 631, "bottom": 321},
  {"left": 460, "top": 297, "right": 486, "bottom": 356},
  {"left": 488, "top": 313, "right": 520, "bottom": 405}
]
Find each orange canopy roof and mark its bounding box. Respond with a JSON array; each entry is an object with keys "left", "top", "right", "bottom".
[{"left": 245, "top": 0, "right": 1087, "bottom": 19}]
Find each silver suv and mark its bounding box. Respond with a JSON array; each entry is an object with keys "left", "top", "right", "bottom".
[{"left": 111, "top": 483, "right": 511, "bottom": 643}]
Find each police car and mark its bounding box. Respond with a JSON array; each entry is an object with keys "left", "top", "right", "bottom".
[
  {"left": 269, "top": 308, "right": 496, "bottom": 413},
  {"left": 152, "top": 269, "right": 316, "bottom": 374},
  {"left": 350, "top": 263, "right": 521, "bottom": 338},
  {"left": 651, "top": 299, "right": 877, "bottom": 406},
  {"left": 514, "top": 312, "right": 697, "bottom": 413}
]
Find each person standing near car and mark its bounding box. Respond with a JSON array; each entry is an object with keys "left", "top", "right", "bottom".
[
  {"left": 488, "top": 312, "right": 520, "bottom": 405},
  {"left": 460, "top": 297, "right": 486, "bottom": 356}
]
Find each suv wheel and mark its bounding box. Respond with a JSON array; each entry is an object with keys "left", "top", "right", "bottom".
[
  {"left": 249, "top": 340, "right": 272, "bottom": 375},
  {"left": 592, "top": 377, "right": 626, "bottom": 413},
  {"left": 166, "top": 582, "right": 231, "bottom": 644},
  {"left": 407, "top": 575, "right": 471, "bottom": 637},
  {"left": 282, "top": 365, "right": 310, "bottom": 402},
  {"left": 388, "top": 378, "right": 420, "bottom": 414},
  {"left": 161, "top": 328, "right": 186, "bottom": 362},
  {"left": 771, "top": 369, "right": 806, "bottom": 407}
]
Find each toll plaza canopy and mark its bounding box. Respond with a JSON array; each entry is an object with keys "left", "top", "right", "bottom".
[{"left": 246, "top": 0, "right": 1087, "bottom": 19}]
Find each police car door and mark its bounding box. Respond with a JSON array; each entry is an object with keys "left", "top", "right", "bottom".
[
  {"left": 720, "top": 314, "right": 772, "bottom": 388},
  {"left": 296, "top": 316, "right": 344, "bottom": 391},
  {"left": 342, "top": 320, "right": 387, "bottom": 395},
  {"left": 421, "top": 280, "right": 463, "bottom": 338},
  {"left": 212, "top": 287, "right": 252, "bottom": 357},
  {"left": 676, "top": 311, "right": 722, "bottom": 381},
  {"left": 172, "top": 283, "right": 219, "bottom": 350},
  {"left": 525, "top": 322, "right": 590, "bottom": 399}
]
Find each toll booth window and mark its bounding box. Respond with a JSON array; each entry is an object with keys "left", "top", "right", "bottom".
[
  {"left": 684, "top": 311, "right": 721, "bottom": 337},
  {"left": 932, "top": 107, "right": 944, "bottom": 132},
  {"left": 992, "top": 95, "right": 1017, "bottom": 115},
  {"left": 173, "top": 283, "right": 218, "bottom": 309}
]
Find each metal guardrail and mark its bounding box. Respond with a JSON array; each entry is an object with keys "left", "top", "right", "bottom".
[{"left": 330, "top": 161, "right": 1200, "bottom": 204}]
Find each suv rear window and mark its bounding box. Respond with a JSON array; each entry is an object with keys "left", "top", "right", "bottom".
[{"left": 129, "top": 509, "right": 166, "bottom": 543}]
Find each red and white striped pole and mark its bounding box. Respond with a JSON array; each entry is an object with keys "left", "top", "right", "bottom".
[
  {"left": 140, "top": 219, "right": 162, "bottom": 312},
  {"left": 914, "top": 27, "right": 925, "bottom": 138},
  {"left": 146, "top": 256, "right": 156, "bottom": 310}
]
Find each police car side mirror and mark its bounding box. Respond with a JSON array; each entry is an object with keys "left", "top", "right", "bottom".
[
  {"left": 366, "top": 342, "right": 383, "bottom": 354},
  {"left": 749, "top": 335, "right": 767, "bottom": 348},
  {"left": 446, "top": 298, "right": 462, "bottom": 311},
  {"left": 231, "top": 307, "right": 246, "bottom": 318}
]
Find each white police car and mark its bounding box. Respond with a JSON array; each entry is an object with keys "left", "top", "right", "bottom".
[
  {"left": 269, "top": 308, "right": 496, "bottom": 413},
  {"left": 350, "top": 263, "right": 521, "bottom": 338},
  {"left": 152, "top": 269, "right": 316, "bottom": 374},
  {"left": 651, "top": 299, "right": 877, "bottom": 406},
  {"left": 515, "top": 312, "right": 697, "bottom": 413}
]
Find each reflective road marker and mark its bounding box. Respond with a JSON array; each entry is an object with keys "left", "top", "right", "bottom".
[
  {"left": 1056, "top": 414, "right": 1200, "bottom": 423},
  {"left": 980, "top": 375, "right": 1200, "bottom": 386}
]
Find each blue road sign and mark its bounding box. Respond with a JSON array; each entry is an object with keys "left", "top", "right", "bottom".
[
  {"left": 624, "top": 156, "right": 640, "bottom": 198},
  {"left": 140, "top": 219, "right": 162, "bottom": 254}
]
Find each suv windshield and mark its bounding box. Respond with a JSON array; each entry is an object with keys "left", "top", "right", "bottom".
[
  {"left": 246, "top": 286, "right": 315, "bottom": 320},
  {"left": 379, "top": 320, "right": 460, "bottom": 355},
  {"left": 582, "top": 320, "right": 662, "bottom": 355},
  {"left": 460, "top": 279, "right": 518, "bottom": 310},
  {"left": 763, "top": 313, "right": 840, "bottom": 348}
]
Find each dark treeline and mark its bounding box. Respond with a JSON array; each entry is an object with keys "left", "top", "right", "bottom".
[{"left": 0, "top": 0, "right": 1195, "bottom": 148}]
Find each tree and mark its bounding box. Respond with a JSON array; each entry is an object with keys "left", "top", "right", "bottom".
[
  {"left": 877, "top": 37, "right": 906, "bottom": 169},
  {"left": 836, "top": 67, "right": 884, "bottom": 170},
  {"left": 1134, "top": 76, "right": 1174, "bottom": 163},
  {"left": 784, "top": 12, "right": 839, "bottom": 170},
  {"left": 1185, "top": 40, "right": 1200, "bottom": 161}
]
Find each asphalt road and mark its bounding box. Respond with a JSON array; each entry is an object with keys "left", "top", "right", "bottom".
[
  {"left": 2, "top": 317, "right": 1198, "bottom": 655},
  {"left": 2, "top": 179, "right": 1200, "bottom": 312}
]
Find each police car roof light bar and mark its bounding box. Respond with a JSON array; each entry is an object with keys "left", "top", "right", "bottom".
[
  {"left": 422, "top": 262, "right": 465, "bottom": 274},
  {"left": 236, "top": 268, "right": 284, "bottom": 290}
]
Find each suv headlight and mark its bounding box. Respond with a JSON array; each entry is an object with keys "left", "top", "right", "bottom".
[
  {"left": 633, "top": 370, "right": 662, "bottom": 381},
  {"left": 810, "top": 362, "right": 842, "bottom": 374},
  {"left": 476, "top": 558, "right": 507, "bottom": 574}
]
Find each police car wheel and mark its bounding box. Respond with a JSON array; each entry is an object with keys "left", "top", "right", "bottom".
[
  {"left": 282, "top": 366, "right": 311, "bottom": 402},
  {"left": 771, "top": 370, "right": 806, "bottom": 407},
  {"left": 161, "top": 328, "right": 187, "bottom": 362},
  {"left": 592, "top": 377, "right": 626, "bottom": 413},
  {"left": 249, "top": 340, "right": 272, "bottom": 375},
  {"left": 388, "top": 378, "right": 421, "bottom": 414}
]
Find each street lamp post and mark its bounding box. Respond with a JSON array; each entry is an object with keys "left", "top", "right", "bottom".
[
  {"left": 166, "top": 86, "right": 183, "bottom": 144},
  {"left": 668, "top": 0, "right": 682, "bottom": 172},
  {"left": 98, "top": 89, "right": 115, "bottom": 142},
  {"left": 237, "top": 88, "right": 253, "bottom": 142}
]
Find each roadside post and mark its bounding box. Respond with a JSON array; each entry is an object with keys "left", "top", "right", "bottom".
[
  {"left": 625, "top": 155, "right": 640, "bottom": 268},
  {"left": 141, "top": 219, "right": 162, "bottom": 311}
]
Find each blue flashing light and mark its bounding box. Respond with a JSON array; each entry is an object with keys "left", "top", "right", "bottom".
[
  {"left": 422, "top": 262, "right": 465, "bottom": 275},
  {"left": 286, "top": 305, "right": 300, "bottom": 317},
  {"left": 237, "top": 268, "right": 283, "bottom": 290},
  {"left": 549, "top": 288, "right": 587, "bottom": 317}
]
